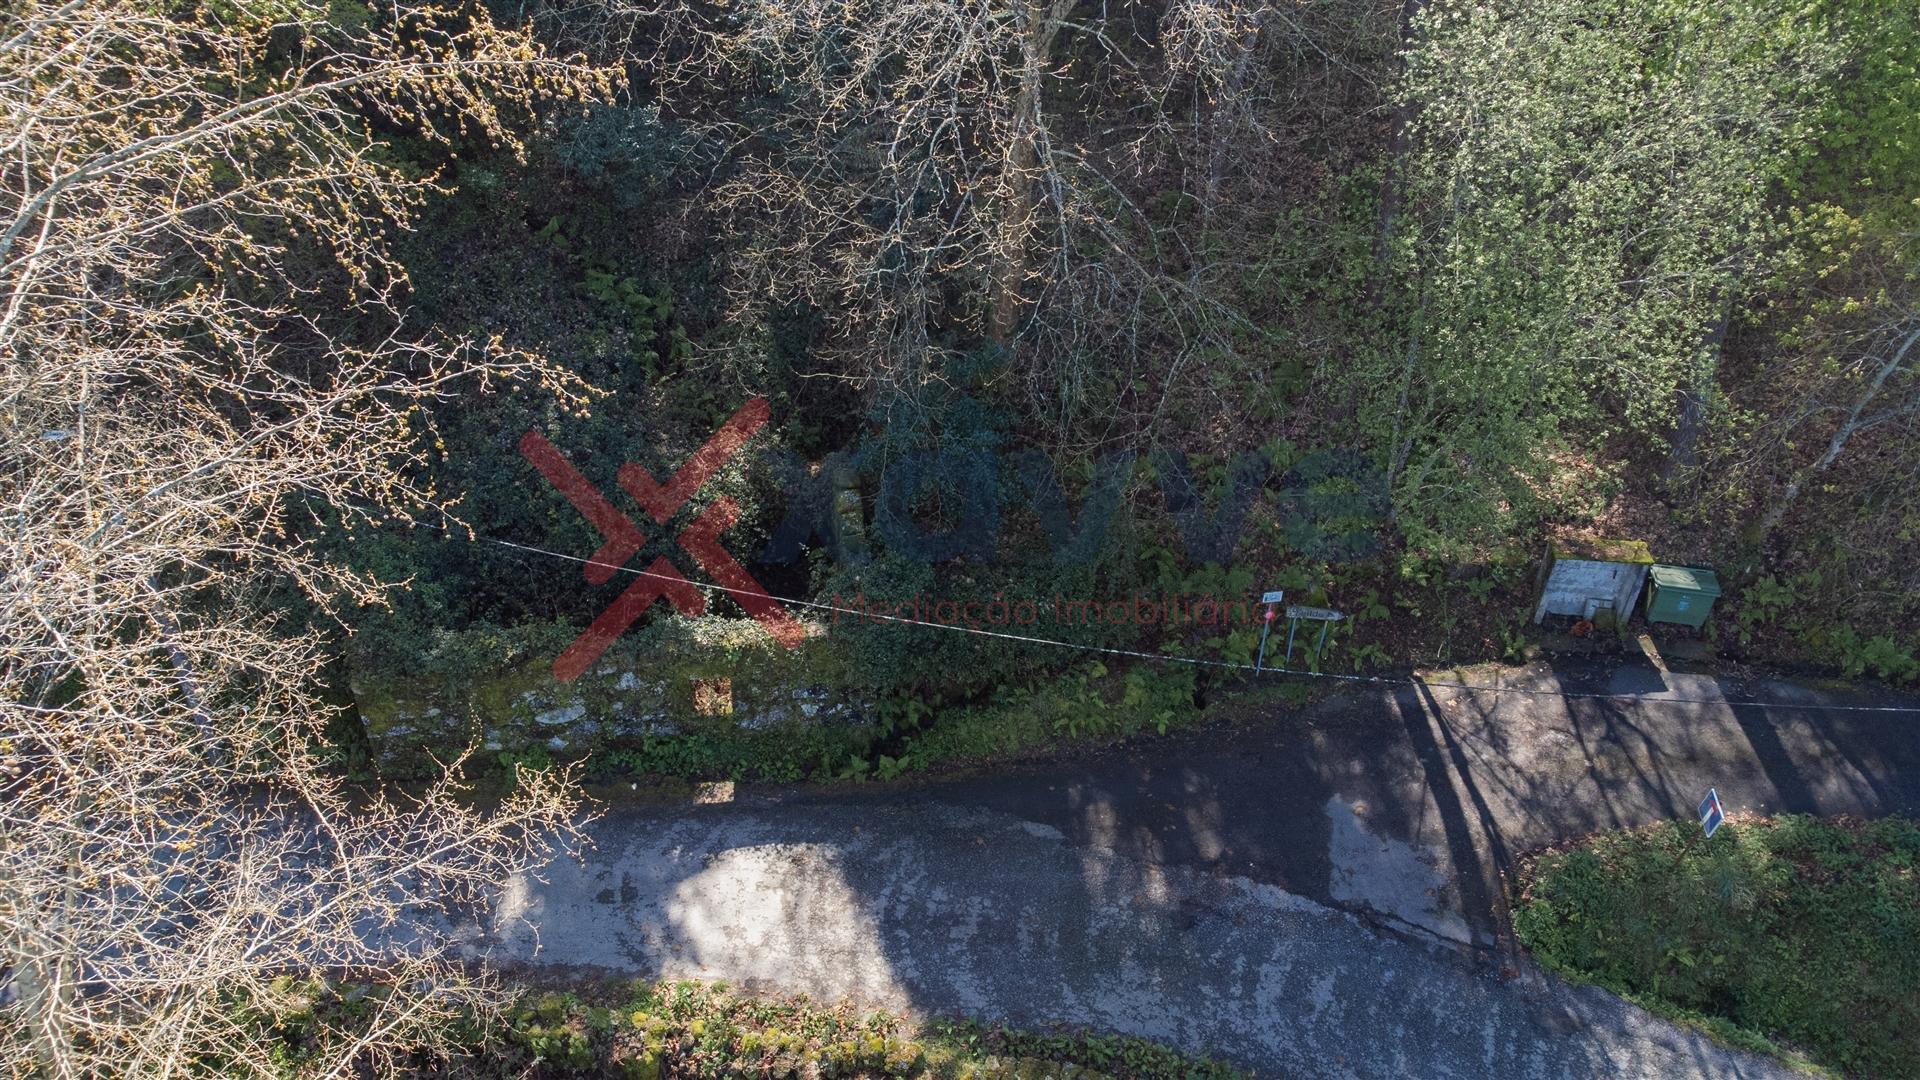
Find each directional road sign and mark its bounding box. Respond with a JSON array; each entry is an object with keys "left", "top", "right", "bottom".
[{"left": 1698, "top": 788, "right": 1724, "bottom": 838}]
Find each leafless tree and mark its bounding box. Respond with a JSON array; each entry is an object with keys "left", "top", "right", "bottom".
[
  {"left": 1756, "top": 306, "right": 1920, "bottom": 535},
  {"left": 586, "top": 0, "right": 1371, "bottom": 446},
  {"left": 0, "top": 0, "right": 612, "bottom": 1073}
]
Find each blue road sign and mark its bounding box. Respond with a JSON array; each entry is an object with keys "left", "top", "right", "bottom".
[{"left": 1698, "top": 788, "right": 1724, "bottom": 838}]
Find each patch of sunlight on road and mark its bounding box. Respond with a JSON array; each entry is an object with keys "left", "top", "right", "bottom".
[
  {"left": 662, "top": 843, "right": 908, "bottom": 1005},
  {"left": 474, "top": 833, "right": 909, "bottom": 1008},
  {"left": 1324, "top": 794, "right": 1474, "bottom": 945}
]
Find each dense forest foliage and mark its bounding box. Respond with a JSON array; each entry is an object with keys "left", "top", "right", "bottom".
[
  {"left": 4, "top": 0, "right": 1916, "bottom": 1069},
  {"left": 332, "top": 0, "right": 1920, "bottom": 695}
]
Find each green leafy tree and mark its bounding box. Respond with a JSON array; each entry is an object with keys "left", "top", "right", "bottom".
[{"left": 1363, "top": 0, "right": 1834, "bottom": 549}]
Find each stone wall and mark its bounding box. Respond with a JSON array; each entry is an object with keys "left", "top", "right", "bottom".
[{"left": 352, "top": 616, "right": 872, "bottom": 776}]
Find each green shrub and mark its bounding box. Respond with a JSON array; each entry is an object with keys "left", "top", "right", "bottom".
[
  {"left": 1827, "top": 626, "right": 1920, "bottom": 685},
  {"left": 1512, "top": 815, "right": 1920, "bottom": 1077},
  {"left": 590, "top": 723, "right": 881, "bottom": 784},
  {"left": 895, "top": 661, "right": 1198, "bottom": 769}
]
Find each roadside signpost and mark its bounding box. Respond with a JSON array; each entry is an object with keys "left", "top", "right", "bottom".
[
  {"left": 1255, "top": 591, "right": 1284, "bottom": 671},
  {"left": 1698, "top": 788, "right": 1724, "bottom": 839},
  {"left": 1254, "top": 592, "right": 1349, "bottom": 670},
  {"left": 1284, "top": 605, "right": 1344, "bottom": 663},
  {"left": 1676, "top": 787, "right": 1726, "bottom": 867}
]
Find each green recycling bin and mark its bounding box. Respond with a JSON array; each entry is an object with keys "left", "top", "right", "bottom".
[{"left": 1645, "top": 565, "right": 1721, "bottom": 629}]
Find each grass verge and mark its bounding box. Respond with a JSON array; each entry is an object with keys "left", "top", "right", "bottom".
[
  {"left": 247, "top": 977, "right": 1250, "bottom": 1080},
  {"left": 1510, "top": 814, "right": 1920, "bottom": 1078}
]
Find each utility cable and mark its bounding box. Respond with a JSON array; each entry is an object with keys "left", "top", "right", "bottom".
[{"left": 479, "top": 536, "right": 1920, "bottom": 714}]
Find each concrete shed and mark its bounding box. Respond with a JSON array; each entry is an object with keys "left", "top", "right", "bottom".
[{"left": 1532, "top": 538, "right": 1654, "bottom": 625}]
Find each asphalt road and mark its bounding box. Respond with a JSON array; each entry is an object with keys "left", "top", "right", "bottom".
[{"left": 454, "top": 658, "right": 1920, "bottom": 1079}]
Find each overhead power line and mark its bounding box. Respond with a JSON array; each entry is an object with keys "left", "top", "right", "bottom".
[{"left": 480, "top": 536, "right": 1920, "bottom": 714}]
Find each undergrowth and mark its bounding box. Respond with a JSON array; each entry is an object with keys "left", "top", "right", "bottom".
[
  {"left": 237, "top": 978, "right": 1250, "bottom": 1080},
  {"left": 1511, "top": 814, "right": 1920, "bottom": 1078}
]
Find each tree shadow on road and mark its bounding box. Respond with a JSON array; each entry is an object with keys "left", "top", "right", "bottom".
[{"left": 464, "top": 657, "right": 1920, "bottom": 1080}]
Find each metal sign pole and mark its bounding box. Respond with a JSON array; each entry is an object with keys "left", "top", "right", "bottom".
[
  {"left": 1256, "top": 590, "right": 1284, "bottom": 672},
  {"left": 1279, "top": 604, "right": 1345, "bottom": 666}
]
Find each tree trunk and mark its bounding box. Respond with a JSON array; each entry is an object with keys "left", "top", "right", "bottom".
[
  {"left": 988, "top": 110, "right": 1038, "bottom": 342},
  {"left": 1366, "top": 0, "right": 1427, "bottom": 307},
  {"left": 988, "top": 0, "right": 1071, "bottom": 342},
  {"left": 1665, "top": 299, "right": 1730, "bottom": 485},
  {"left": 1200, "top": 17, "right": 1260, "bottom": 226}
]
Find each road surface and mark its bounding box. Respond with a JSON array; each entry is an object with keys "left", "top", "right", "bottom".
[{"left": 453, "top": 659, "right": 1919, "bottom": 1078}]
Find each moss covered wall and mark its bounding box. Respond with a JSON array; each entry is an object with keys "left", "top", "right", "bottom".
[{"left": 352, "top": 616, "right": 872, "bottom": 776}]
